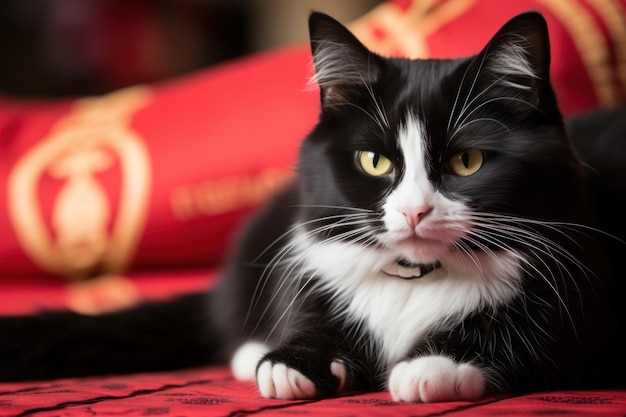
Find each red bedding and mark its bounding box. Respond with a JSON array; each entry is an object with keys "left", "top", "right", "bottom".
[{"left": 1, "top": 367, "right": 624, "bottom": 417}]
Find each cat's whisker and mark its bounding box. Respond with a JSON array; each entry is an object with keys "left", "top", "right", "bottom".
[
  {"left": 448, "top": 117, "right": 511, "bottom": 144},
  {"left": 450, "top": 67, "right": 528, "bottom": 133},
  {"left": 263, "top": 267, "right": 317, "bottom": 343},
  {"left": 495, "top": 242, "right": 575, "bottom": 328},
  {"left": 244, "top": 212, "right": 373, "bottom": 332},
  {"left": 521, "top": 251, "right": 580, "bottom": 341},
  {"left": 467, "top": 213, "right": 595, "bottom": 253},
  {"left": 245, "top": 214, "right": 376, "bottom": 315},
  {"left": 455, "top": 96, "right": 542, "bottom": 134},
  {"left": 250, "top": 221, "right": 377, "bottom": 338},
  {"left": 450, "top": 240, "right": 484, "bottom": 272},
  {"left": 261, "top": 223, "right": 378, "bottom": 342},
  {"left": 290, "top": 204, "right": 375, "bottom": 213},
  {"left": 471, "top": 224, "right": 589, "bottom": 278},
  {"left": 452, "top": 49, "right": 490, "bottom": 132},
  {"left": 366, "top": 84, "right": 390, "bottom": 131},
  {"left": 250, "top": 239, "right": 323, "bottom": 338},
  {"left": 465, "top": 220, "right": 577, "bottom": 273},
  {"left": 458, "top": 217, "right": 583, "bottom": 332},
  {"left": 251, "top": 211, "right": 374, "bottom": 264},
  {"left": 325, "top": 101, "right": 386, "bottom": 132},
  {"left": 248, "top": 256, "right": 302, "bottom": 337},
  {"left": 466, "top": 214, "right": 598, "bottom": 285},
  {"left": 447, "top": 56, "right": 476, "bottom": 133},
  {"left": 360, "top": 51, "right": 390, "bottom": 130},
  {"left": 442, "top": 212, "right": 594, "bottom": 317},
  {"left": 470, "top": 212, "right": 622, "bottom": 244}
]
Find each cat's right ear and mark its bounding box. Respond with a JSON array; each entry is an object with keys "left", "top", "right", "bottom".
[{"left": 308, "top": 12, "right": 382, "bottom": 107}]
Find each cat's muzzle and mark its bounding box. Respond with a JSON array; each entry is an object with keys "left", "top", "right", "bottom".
[{"left": 382, "top": 258, "right": 441, "bottom": 280}]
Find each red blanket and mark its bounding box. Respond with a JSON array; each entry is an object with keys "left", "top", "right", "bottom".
[{"left": 1, "top": 367, "right": 624, "bottom": 417}]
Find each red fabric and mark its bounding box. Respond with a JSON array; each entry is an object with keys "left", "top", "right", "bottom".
[
  {"left": 0, "top": 269, "right": 216, "bottom": 316},
  {"left": 0, "top": 46, "right": 318, "bottom": 284},
  {"left": 0, "top": 367, "right": 624, "bottom": 416}
]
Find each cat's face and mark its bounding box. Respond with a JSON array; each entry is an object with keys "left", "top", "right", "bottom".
[{"left": 296, "top": 12, "right": 582, "bottom": 278}]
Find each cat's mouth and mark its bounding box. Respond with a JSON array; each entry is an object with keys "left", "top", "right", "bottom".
[{"left": 381, "top": 258, "right": 442, "bottom": 280}]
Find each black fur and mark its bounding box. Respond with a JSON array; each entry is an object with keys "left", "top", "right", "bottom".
[
  {"left": 0, "top": 12, "right": 624, "bottom": 401},
  {"left": 0, "top": 293, "right": 216, "bottom": 380}
]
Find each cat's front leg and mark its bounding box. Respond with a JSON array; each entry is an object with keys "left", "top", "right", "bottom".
[
  {"left": 257, "top": 355, "right": 348, "bottom": 400},
  {"left": 388, "top": 356, "right": 485, "bottom": 403},
  {"left": 253, "top": 330, "right": 362, "bottom": 400}
]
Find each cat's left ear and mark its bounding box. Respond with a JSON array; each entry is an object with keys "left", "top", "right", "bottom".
[
  {"left": 308, "top": 12, "right": 383, "bottom": 107},
  {"left": 478, "top": 11, "right": 551, "bottom": 105}
]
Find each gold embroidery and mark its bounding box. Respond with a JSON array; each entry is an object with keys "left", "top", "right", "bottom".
[
  {"left": 50, "top": 143, "right": 114, "bottom": 272},
  {"left": 66, "top": 274, "right": 139, "bottom": 315},
  {"left": 419, "top": 0, "right": 477, "bottom": 39},
  {"left": 536, "top": 0, "right": 617, "bottom": 106},
  {"left": 349, "top": 3, "right": 428, "bottom": 58},
  {"left": 8, "top": 86, "right": 152, "bottom": 280},
  {"left": 171, "top": 168, "right": 293, "bottom": 221},
  {"left": 585, "top": 0, "right": 626, "bottom": 99},
  {"left": 350, "top": 0, "right": 477, "bottom": 59}
]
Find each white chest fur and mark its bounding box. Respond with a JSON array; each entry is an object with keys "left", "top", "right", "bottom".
[{"left": 295, "top": 235, "right": 524, "bottom": 366}]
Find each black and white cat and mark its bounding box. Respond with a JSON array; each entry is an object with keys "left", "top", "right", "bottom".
[{"left": 1, "top": 12, "right": 624, "bottom": 403}]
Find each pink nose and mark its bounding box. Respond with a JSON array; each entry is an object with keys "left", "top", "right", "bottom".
[{"left": 402, "top": 207, "right": 433, "bottom": 229}]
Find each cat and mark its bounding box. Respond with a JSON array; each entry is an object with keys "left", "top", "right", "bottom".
[{"left": 0, "top": 11, "right": 624, "bottom": 403}]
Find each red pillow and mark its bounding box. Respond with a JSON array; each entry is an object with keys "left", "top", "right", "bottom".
[{"left": 0, "top": 46, "right": 319, "bottom": 281}]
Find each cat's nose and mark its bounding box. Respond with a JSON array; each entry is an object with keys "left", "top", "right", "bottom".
[{"left": 402, "top": 206, "right": 433, "bottom": 229}]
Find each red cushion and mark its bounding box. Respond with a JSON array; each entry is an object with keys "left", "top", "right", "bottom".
[{"left": 0, "top": 46, "right": 318, "bottom": 282}]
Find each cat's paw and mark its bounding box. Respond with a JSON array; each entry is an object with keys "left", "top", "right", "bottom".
[
  {"left": 256, "top": 358, "right": 347, "bottom": 400},
  {"left": 257, "top": 360, "right": 317, "bottom": 399},
  {"left": 231, "top": 342, "right": 271, "bottom": 381},
  {"left": 388, "top": 356, "right": 485, "bottom": 403}
]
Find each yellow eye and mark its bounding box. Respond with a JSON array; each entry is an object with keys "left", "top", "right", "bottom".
[
  {"left": 449, "top": 149, "right": 484, "bottom": 176},
  {"left": 358, "top": 151, "right": 393, "bottom": 176}
]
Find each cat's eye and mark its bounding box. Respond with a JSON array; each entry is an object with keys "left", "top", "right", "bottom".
[
  {"left": 358, "top": 151, "right": 393, "bottom": 176},
  {"left": 449, "top": 149, "right": 484, "bottom": 177}
]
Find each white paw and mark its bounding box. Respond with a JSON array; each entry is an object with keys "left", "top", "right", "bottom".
[
  {"left": 330, "top": 360, "right": 347, "bottom": 392},
  {"left": 231, "top": 342, "right": 270, "bottom": 381},
  {"left": 257, "top": 360, "right": 317, "bottom": 400},
  {"left": 388, "top": 356, "right": 485, "bottom": 403}
]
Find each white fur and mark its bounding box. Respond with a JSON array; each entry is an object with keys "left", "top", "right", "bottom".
[
  {"left": 487, "top": 35, "right": 538, "bottom": 91},
  {"left": 257, "top": 360, "right": 317, "bottom": 400},
  {"left": 310, "top": 40, "right": 373, "bottom": 91},
  {"left": 380, "top": 117, "right": 469, "bottom": 263},
  {"left": 310, "top": 40, "right": 389, "bottom": 131},
  {"left": 231, "top": 342, "right": 270, "bottom": 381},
  {"left": 389, "top": 356, "right": 485, "bottom": 402},
  {"left": 330, "top": 360, "right": 347, "bottom": 392},
  {"left": 292, "top": 114, "right": 524, "bottom": 367},
  {"left": 299, "top": 237, "right": 522, "bottom": 366},
  {"left": 255, "top": 358, "right": 347, "bottom": 400}
]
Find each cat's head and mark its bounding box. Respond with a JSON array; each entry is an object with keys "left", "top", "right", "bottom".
[{"left": 296, "top": 12, "right": 586, "bottom": 279}]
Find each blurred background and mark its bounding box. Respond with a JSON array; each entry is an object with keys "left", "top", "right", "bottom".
[{"left": 0, "top": 0, "right": 381, "bottom": 97}]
